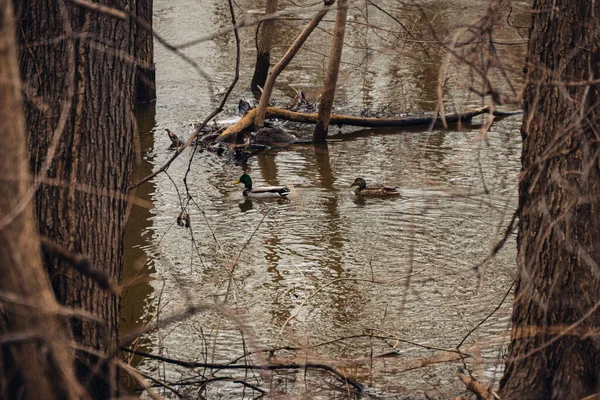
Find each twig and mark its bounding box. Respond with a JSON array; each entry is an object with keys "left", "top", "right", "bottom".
[
  {"left": 122, "top": 348, "right": 364, "bottom": 393},
  {"left": 473, "top": 209, "right": 518, "bottom": 275},
  {"left": 40, "top": 236, "right": 120, "bottom": 293},
  {"left": 367, "top": 0, "right": 429, "bottom": 57},
  {"left": 66, "top": 0, "right": 211, "bottom": 82},
  {"left": 128, "top": 0, "right": 241, "bottom": 190},
  {"left": 456, "top": 282, "right": 515, "bottom": 350},
  {"left": 0, "top": 291, "right": 102, "bottom": 324},
  {"left": 183, "top": 0, "right": 241, "bottom": 200},
  {"left": 254, "top": 2, "right": 333, "bottom": 128},
  {"left": 117, "top": 361, "right": 163, "bottom": 400},
  {"left": 119, "top": 361, "right": 184, "bottom": 398},
  {"left": 419, "top": 7, "right": 511, "bottom": 106},
  {"left": 189, "top": 376, "right": 266, "bottom": 395}
]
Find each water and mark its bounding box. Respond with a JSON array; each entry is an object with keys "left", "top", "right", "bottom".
[{"left": 121, "top": 0, "right": 528, "bottom": 398}]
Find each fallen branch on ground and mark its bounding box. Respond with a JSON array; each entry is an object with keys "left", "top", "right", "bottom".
[{"left": 217, "top": 106, "right": 522, "bottom": 142}]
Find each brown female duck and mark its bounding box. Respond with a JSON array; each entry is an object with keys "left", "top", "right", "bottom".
[
  {"left": 253, "top": 126, "right": 311, "bottom": 146},
  {"left": 350, "top": 177, "right": 400, "bottom": 197}
]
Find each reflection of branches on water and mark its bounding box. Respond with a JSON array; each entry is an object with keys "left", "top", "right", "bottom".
[
  {"left": 420, "top": 0, "right": 520, "bottom": 109},
  {"left": 190, "top": 201, "right": 223, "bottom": 252},
  {"left": 277, "top": 268, "right": 431, "bottom": 338},
  {"left": 123, "top": 327, "right": 491, "bottom": 397},
  {"left": 367, "top": 0, "right": 430, "bottom": 58},
  {"left": 229, "top": 332, "right": 467, "bottom": 365},
  {"left": 457, "top": 282, "right": 514, "bottom": 351},
  {"left": 125, "top": 217, "right": 517, "bottom": 398}
]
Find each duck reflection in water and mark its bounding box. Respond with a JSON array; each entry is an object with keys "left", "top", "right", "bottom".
[
  {"left": 238, "top": 197, "right": 290, "bottom": 213},
  {"left": 352, "top": 195, "right": 366, "bottom": 207},
  {"left": 239, "top": 199, "right": 254, "bottom": 212}
]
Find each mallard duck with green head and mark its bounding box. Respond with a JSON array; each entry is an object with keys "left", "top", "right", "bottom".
[
  {"left": 234, "top": 174, "right": 291, "bottom": 198},
  {"left": 350, "top": 177, "right": 400, "bottom": 197}
]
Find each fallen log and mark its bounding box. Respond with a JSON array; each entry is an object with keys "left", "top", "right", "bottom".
[
  {"left": 215, "top": 109, "right": 258, "bottom": 143},
  {"left": 217, "top": 106, "right": 521, "bottom": 143}
]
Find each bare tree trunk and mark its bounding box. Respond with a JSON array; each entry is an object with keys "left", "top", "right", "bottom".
[
  {"left": 0, "top": 1, "right": 80, "bottom": 398},
  {"left": 15, "top": 0, "right": 137, "bottom": 397},
  {"left": 253, "top": 1, "right": 332, "bottom": 129},
  {"left": 250, "top": 0, "right": 277, "bottom": 93},
  {"left": 499, "top": 1, "right": 600, "bottom": 399},
  {"left": 135, "top": 0, "right": 156, "bottom": 103},
  {"left": 313, "top": 0, "right": 347, "bottom": 142}
]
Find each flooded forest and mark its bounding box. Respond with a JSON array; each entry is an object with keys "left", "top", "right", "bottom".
[{"left": 1, "top": 0, "right": 600, "bottom": 399}]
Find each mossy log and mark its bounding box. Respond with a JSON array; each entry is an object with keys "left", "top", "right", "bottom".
[{"left": 217, "top": 105, "right": 521, "bottom": 143}]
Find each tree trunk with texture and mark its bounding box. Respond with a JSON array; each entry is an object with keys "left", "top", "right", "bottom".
[
  {"left": 15, "top": 0, "right": 136, "bottom": 397},
  {"left": 250, "top": 0, "right": 277, "bottom": 93},
  {"left": 0, "top": 1, "right": 80, "bottom": 399},
  {"left": 314, "top": 0, "right": 347, "bottom": 142},
  {"left": 135, "top": 0, "right": 156, "bottom": 103},
  {"left": 500, "top": 1, "right": 600, "bottom": 399}
]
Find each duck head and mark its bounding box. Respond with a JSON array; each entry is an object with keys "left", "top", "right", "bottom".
[
  {"left": 234, "top": 174, "right": 252, "bottom": 189},
  {"left": 350, "top": 177, "right": 367, "bottom": 191}
]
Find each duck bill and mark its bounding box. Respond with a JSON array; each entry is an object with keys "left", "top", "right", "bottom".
[{"left": 233, "top": 180, "right": 240, "bottom": 185}]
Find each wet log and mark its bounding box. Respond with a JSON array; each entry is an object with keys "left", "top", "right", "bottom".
[
  {"left": 217, "top": 105, "right": 521, "bottom": 143},
  {"left": 217, "top": 109, "right": 258, "bottom": 143}
]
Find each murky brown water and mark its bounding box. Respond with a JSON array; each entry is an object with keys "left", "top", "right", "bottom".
[{"left": 122, "top": 1, "right": 529, "bottom": 398}]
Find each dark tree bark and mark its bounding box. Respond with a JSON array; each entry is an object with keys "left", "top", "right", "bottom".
[
  {"left": 0, "top": 1, "right": 80, "bottom": 398},
  {"left": 314, "top": 0, "right": 347, "bottom": 142},
  {"left": 250, "top": 0, "right": 277, "bottom": 93},
  {"left": 500, "top": 1, "right": 600, "bottom": 399},
  {"left": 135, "top": 0, "right": 156, "bottom": 103},
  {"left": 15, "top": 0, "right": 136, "bottom": 397}
]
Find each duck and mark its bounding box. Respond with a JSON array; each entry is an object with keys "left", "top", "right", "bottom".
[
  {"left": 350, "top": 177, "right": 400, "bottom": 197},
  {"left": 234, "top": 174, "right": 290, "bottom": 198},
  {"left": 166, "top": 128, "right": 184, "bottom": 147},
  {"left": 253, "top": 126, "right": 311, "bottom": 146}
]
